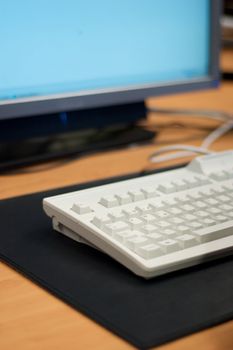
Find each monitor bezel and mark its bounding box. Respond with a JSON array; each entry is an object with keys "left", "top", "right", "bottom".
[{"left": 0, "top": 0, "right": 221, "bottom": 120}]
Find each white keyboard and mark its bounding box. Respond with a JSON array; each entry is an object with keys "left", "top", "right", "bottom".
[{"left": 43, "top": 150, "right": 233, "bottom": 278}]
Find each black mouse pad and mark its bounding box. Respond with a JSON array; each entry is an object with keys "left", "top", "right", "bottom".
[{"left": 0, "top": 172, "right": 233, "bottom": 349}]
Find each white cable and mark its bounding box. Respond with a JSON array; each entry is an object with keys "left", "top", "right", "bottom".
[
  {"left": 149, "top": 151, "right": 206, "bottom": 163},
  {"left": 147, "top": 107, "right": 233, "bottom": 122},
  {"left": 148, "top": 120, "right": 233, "bottom": 165},
  {"left": 201, "top": 121, "right": 233, "bottom": 148},
  {"left": 149, "top": 145, "right": 214, "bottom": 163}
]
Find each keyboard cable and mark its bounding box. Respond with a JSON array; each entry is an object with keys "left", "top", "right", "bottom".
[{"left": 147, "top": 107, "right": 233, "bottom": 164}]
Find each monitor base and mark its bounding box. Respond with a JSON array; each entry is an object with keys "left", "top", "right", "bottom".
[
  {"left": 0, "top": 101, "right": 157, "bottom": 171},
  {"left": 0, "top": 124, "right": 155, "bottom": 172}
]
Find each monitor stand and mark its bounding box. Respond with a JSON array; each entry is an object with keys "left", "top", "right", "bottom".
[{"left": 0, "top": 101, "right": 155, "bottom": 172}]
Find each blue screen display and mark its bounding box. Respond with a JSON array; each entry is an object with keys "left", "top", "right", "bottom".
[{"left": 0, "top": 0, "right": 210, "bottom": 101}]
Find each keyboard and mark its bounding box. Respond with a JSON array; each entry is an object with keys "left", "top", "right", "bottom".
[{"left": 43, "top": 150, "right": 233, "bottom": 278}]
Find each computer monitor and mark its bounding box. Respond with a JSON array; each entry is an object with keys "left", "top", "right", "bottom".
[{"left": 0, "top": 0, "right": 220, "bottom": 165}]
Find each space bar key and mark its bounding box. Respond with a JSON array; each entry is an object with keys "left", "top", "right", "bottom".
[{"left": 193, "top": 220, "right": 233, "bottom": 243}]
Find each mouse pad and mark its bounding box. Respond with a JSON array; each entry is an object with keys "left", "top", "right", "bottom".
[{"left": 0, "top": 172, "right": 233, "bottom": 349}]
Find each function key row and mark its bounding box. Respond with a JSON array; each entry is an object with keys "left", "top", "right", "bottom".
[
  {"left": 97, "top": 176, "right": 216, "bottom": 208},
  {"left": 157, "top": 176, "right": 211, "bottom": 194},
  {"left": 71, "top": 182, "right": 233, "bottom": 213},
  {"left": 99, "top": 189, "right": 158, "bottom": 208},
  {"left": 209, "top": 169, "right": 233, "bottom": 182}
]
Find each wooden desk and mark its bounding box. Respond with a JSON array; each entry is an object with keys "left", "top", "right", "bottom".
[{"left": 1, "top": 80, "right": 233, "bottom": 349}]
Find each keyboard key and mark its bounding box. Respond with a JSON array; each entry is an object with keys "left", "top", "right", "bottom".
[
  {"left": 141, "top": 214, "right": 156, "bottom": 223},
  {"left": 215, "top": 215, "right": 229, "bottom": 223},
  {"left": 204, "top": 198, "right": 219, "bottom": 206},
  {"left": 206, "top": 207, "right": 222, "bottom": 215},
  {"left": 156, "top": 220, "right": 171, "bottom": 228},
  {"left": 193, "top": 201, "right": 208, "bottom": 209},
  {"left": 128, "top": 190, "right": 145, "bottom": 202},
  {"left": 126, "top": 236, "right": 150, "bottom": 250},
  {"left": 182, "top": 214, "right": 197, "bottom": 221},
  {"left": 195, "top": 210, "right": 210, "bottom": 218},
  {"left": 166, "top": 207, "right": 183, "bottom": 215},
  {"left": 92, "top": 215, "right": 112, "bottom": 228},
  {"left": 72, "top": 203, "right": 92, "bottom": 214},
  {"left": 137, "top": 244, "right": 163, "bottom": 259},
  {"left": 141, "top": 224, "right": 159, "bottom": 234},
  {"left": 162, "top": 228, "right": 177, "bottom": 238},
  {"left": 199, "top": 178, "right": 211, "bottom": 186},
  {"left": 187, "top": 221, "right": 203, "bottom": 230},
  {"left": 150, "top": 200, "right": 166, "bottom": 210},
  {"left": 200, "top": 218, "right": 216, "bottom": 226},
  {"left": 193, "top": 176, "right": 207, "bottom": 186},
  {"left": 108, "top": 209, "right": 126, "bottom": 221},
  {"left": 210, "top": 171, "right": 229, "bottom": 181},
  {"left": 226, "top": 212, "right": 233, "bottom": 219},
  {"left": 157, "top": 183, "right": 176, "bottom": 194},
  {"left": 162, "top": 198, "right": 177, "bottom": 206},
  {"left": 180, "top": 204, "right": 195, "bottom": 212},
  {"left": 103, "top": 221, "right": 130, "bottom": 235},
  {"left": 147, "top": 232, "right": 163, "bottom": 241},
  {"left": 223, "top": 170, "right": 233, "bottom": 179},
  {"left": 220, "top": 204, "right": 233, "bottom": 212},
  {"left": 217, "top": 195, "right": 231, "bottom": 203},
  {"left": 127, "top": 217, "right": 144, "bottom": 229},
  {"left": 222, "top": 183, "right": 233, "bottom": 191},
  {"left": 158, "top": 239, "right": 180, "bottom": 253},
  {"left": 193, "top": 220, "right": 233, "bottom": 242},
  {"left": 99, "top": 195, "right": 119, "bottom": 208},
  {"left": 172, "top": 179, "right": 188, "bottom": 191},
  {"left": 141, "top": 186, "right": 157, "bottom": 198},
  {"left": 177, "top": 225, "right": 191, "bottom": 234},
  {"left": 114, "top": 231, "right": 139, "bottom": 243},
  {"left": 227, "top": 191, "right": 233, "bottom": 199},
  {"left": 199, "top": 189, "right": 214, "bottom": 197},
  {"left": 174, "top": 194, "right": 189, "bottom": 203},
  {"left": 169, "top": 217, "right": 184, "bottom": 225},
  {"left": 115, "top": 193, "right": 132, "bottom": 205},
  {"left": 184, "top": 177, "right": 201, "bottom": 188},
  {"left": 187, "top": 192, "right": 203, "bottom": 200},
  {"left": 154, "top": 210, "right": 170, "bottom": 219},
  {"left": 211, "top": 186, "right": 226, "bottom": 194},
  {"left": 122, "top": 208, "right": 140, "bottom": 217},
  {"left": 176, "top": 234, "right": 198, "bottom": 248},
  {"left": 136, "top": 203, "right": 154, "bottom": 214}
]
